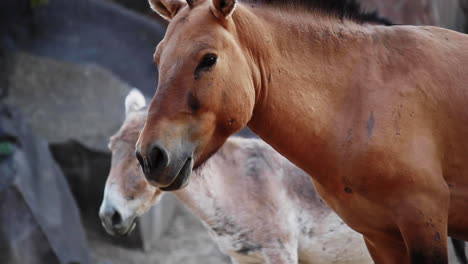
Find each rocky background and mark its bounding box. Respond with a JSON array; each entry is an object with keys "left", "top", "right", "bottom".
[
  {"left": 0, "top": 0, "right": 467, "bottom": 264},
  {"left": 361, "top": 0, "right": 467, "bottom": 29}
]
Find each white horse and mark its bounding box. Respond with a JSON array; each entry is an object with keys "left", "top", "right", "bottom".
[{"left": 99, "top": 89, "right": 373, "bottom": 263}]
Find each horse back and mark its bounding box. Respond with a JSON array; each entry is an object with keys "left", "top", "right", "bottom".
[
  {"left": 421, "top": 27, "right": 468, "bottom": 178},
  {"left": 368, "top": 25, "right": 468, "bottom": 166},
  {"left": 373, "top": 26, "right": 468, "bottom": 197}
]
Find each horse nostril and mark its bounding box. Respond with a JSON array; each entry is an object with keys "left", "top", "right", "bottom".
[
  {"left": 111, "top": 211, "right": 122, "bottom": 226},
  {"left": 149, "top": 144, "right": 169, "bottom": 172},
  {"left": 136, "top": 150, "right": 145, "bottom": 169}
]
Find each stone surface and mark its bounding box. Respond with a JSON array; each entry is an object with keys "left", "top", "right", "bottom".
[
  {"left": 360, "top": 0, "right": 434, "bottom": 25},
  {"left": 4, "top": 52, "right": 131, "bottom": 151},
  {"left": 460, "top": 0, "right": 468, "bottom": 31},
  {"left": 0, "top": 104, "right": 91, "bottom": 264},
  {"left": 360, "top": 0, "right": 466, "bottom": 32},
  {"left": 102, "top": 0, "right": 169, "bottom": 26},
  {"left": 2, "top": 50, "right": 180, "bottom": 254},
  {"left": 431, "top": 0, "right": 466, "bottom": 31},
  {"left": 0, "top": 188, "right": 60, "bottom": 264},
  {"left": 1, "top": 0, "right": 166, "bottom": 96}
]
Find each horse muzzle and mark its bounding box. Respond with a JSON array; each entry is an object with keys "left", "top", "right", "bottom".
[
  {"left": 136, "top": 143, "right": 193, "bottom": 191},
  {"left": 99, "top": 203, "right": 137, "bottom": 237}
]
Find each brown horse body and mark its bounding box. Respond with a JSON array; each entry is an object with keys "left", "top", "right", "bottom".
[{"left": 136, "top": 0, "right": 468, "bottom": 262}]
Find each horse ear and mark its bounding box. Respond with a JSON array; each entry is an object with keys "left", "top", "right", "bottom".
[
  {"left": 125, "top": 88, "right": 146, "bottom": 116},
  {"left": 148, "top": 0, "right": 186, "bottom": 21},
  {"left": 211, "top": 0, "right": 236, "bottom": 19}
]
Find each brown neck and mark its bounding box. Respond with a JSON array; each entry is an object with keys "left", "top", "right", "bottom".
[{"left": 234, "top": 4, "right": 381, "bottom": 183}]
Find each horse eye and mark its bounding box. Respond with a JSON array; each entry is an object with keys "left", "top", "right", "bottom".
[{"left": 196, "top": 53, "right": 217, "bottom": 72}]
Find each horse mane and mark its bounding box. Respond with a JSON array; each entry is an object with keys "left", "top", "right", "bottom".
[{"left": 242, "top": 0, "right": 393, "bottom": 26}]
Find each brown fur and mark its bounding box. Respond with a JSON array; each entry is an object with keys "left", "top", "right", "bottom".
[{"left": 137, "top": 0, "right": 468, "bottom": 263}]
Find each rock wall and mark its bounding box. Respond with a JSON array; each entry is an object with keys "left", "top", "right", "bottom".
[
  {"left": 1, "top": 0, "right": 166, "bottom": 96},
  {"left": 0, "top": 104, "right": 91, "bottom": 264},
  {"left": 2, "top": 52, "right": 178, "bottom": 253},
  {"left": 4, "top": 52, "right": 130, "bottom": 151},
  {"left": 360, "top": 0, "right": 467, "bottom": 31}
]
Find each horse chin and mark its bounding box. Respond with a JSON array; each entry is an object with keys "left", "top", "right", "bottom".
[
  {"left": 102, "top": 218, "right": 137, "bottom": 237},
  {"left": 119, "top": 220, "right": 137, "bottom": 236},
  {"left": 160, "top": 157, "right": 193, "bottom": 191}
]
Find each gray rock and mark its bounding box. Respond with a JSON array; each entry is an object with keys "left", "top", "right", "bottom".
[
  {"left": 360, "top": 0, "right": 467, "bottom": 32},
  {"left": 1, "top": 0, "right": 165, "bottom": 96},
  {"left": 5, "top": 52, "right": 131, "bottom": 151},
  {"left": 2, "top": 50, "right": 184, "bottom": 253},
  {"left": 431, "top": 0, "right": 466, "bottom": 32},
  {"left": 461, "top": 0, "right": 468, "bottom": 32},
  {"left": 0, "top": 104, "right": 91, "bottom": 264},
  {"left": 0, "top": 188, "right": 60, "bottom": 264}
]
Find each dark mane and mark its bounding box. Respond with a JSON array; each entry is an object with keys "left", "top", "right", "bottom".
[{"left": 242, "top": 0, "right": 393, "bottom": 26}]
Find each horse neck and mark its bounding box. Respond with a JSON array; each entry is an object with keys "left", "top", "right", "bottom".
[
  {"left": 236, "top": 5, "right": 380, "bottom": 182},
  {"left": 172, "top": 152, "right": 223, "bottom": 223}
]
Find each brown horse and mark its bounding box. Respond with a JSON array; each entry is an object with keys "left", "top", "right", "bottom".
[{"left": 135, "top": 0, "right": 468, "bottom": 263}]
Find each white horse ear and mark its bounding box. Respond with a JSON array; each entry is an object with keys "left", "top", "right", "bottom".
[
  {"left": 148, "top": 0, "right": 186, "bottom": 21},
  {"left": 125, "top": 88, "right": 146, "bottom": 115},
  {"left": 211, "top": 0, "right": 236, "bottom": 19}
]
